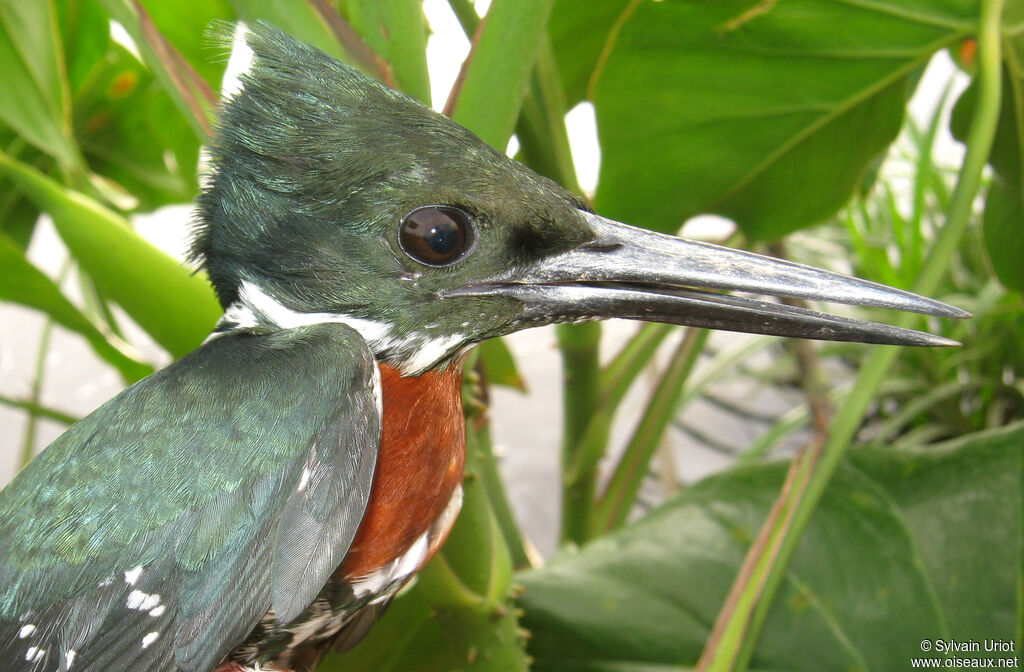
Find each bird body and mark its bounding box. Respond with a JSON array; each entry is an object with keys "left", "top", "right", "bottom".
[{"left": 0, "top": 22, "right": 968, "bottom": 672}]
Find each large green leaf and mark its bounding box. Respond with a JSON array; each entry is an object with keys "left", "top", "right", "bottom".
[
  {"left": 74, "top": 43, "right": 201, "bottom": 211},
  {"left": 0, "top": 0, "right": 80, "bottom": 169},
  {"left": 952, "top": 40, "right": 1024, "bottom": 291},
  {"left": 586, "top": 0, "right": 977, "bottom": 239},
  {"left": 519, "top": 423, "right": 1023, "bottom": 671},
  {"left": 0, "top": 232, "right": 151, "bottom": 381},
  {"left": 97, "top": 0, "right": 217, "bottom": 139},
  {"left": 0, "top": 178, "right": 39, "bottom": 249},
  {"left": 137, "top": 0, "right": 234, "bottom": 90},
  {"left": 56, "top": 0, "right": 111, "bottom": 95},
  {"left": 547, "top": 0, "right": 631, "bottom": 108},
  {"left": 0, "top": 152, "right": 221, "bottom": 358},
  {"left": 447, "top": 0, "right": 554, "bottom": 149},
  {"left": 344, "top": 0, "right": 431, "bottom": 104}
]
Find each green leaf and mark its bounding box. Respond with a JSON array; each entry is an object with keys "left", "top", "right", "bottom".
[
  {"left": 547, "top": 0, "right": 632, "bottom": 108},
  {"left": 519, "top": 423, "right": 1023, "bottom": 671},
  {"left": 982, "top": 178, "right": 1024, "bottom": 290},
  {"left": 0, "top": 232, "right": 152, "bottom": 381},
  {"left": 0, "top": 0, "right": 80, "bottom": 168},
  {"left": 56, "top": 0, "right": 111, "bottom": 94},
  {"left": 0, "top": 188, "right": 40, "bottom": 249},
  {"left": 97, "top": 0, "right": 217, "bottom": 139},
  {"left": 323, "top": 586, "right": 528, "bottom": 672},
  {"left": 447, "top": 0, "right": 555, "bottom": 149},
  {"left": 952, "top": 58, "right": 1024, "bottom": 291},
  {"left": 0, "top": 151, "right": 221, "bottom": 358},
  {"left": 344, "top": 0, "right": 431, "bottom": 104},
  {"left": 588, "top": 0, "right": 977, "bottom": 239},
  {"left": 136, "top": 0, "right": 234, "bottom": 90},
  {"left": 74, "top": 43, "right": 200, "bottom": 211},
  {"left": 478, "top": 338, "right": 525, "bottom": 392}
]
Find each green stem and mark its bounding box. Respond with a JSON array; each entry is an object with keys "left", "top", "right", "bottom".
[
  {"left": 595, "top": 328, "right": 709, "bottom": 532},
  {"left": 557, "top": 320, "right": 603, "bottom": 545},
  {"left": 565, "top": 324, "right": 675, "bottom": 488},
  {"left": 447, "top": 0, "right": 480, "bottom": 35},
  {"left": 476, "top": 417, "right": 533, "bottom": 568},
  {"left": 20, "top": 318, "right": 55, "bottom": 468},
  {"left": 700, "top": 1, "right": 1005, "bottom": 668},
  {"left": 516, "top": 39, "right": 583, "bottom": 194},
  {"left": 0, "top": 395, "right": 78, "bottom": 426}
]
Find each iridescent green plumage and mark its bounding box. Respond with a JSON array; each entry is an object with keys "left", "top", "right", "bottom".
[
  {"left": 0, "top": 324, "right": 378, "bottom": 671},
  {"left": 0, "top": 20, "right": 966, "bottom": 672}
]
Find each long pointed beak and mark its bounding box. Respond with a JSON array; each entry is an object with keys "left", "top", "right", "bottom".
[{"left": 446, "top": 212, "right": 969, "bottom": 346}]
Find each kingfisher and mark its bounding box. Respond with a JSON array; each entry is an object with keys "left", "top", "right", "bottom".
[{"left": 0, "top": 23, "right": 966, "bottom": 672}]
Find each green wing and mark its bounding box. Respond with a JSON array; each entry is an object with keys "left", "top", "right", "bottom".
[{"left": 0, "top": 323, "right": 380, "bottom": 672}]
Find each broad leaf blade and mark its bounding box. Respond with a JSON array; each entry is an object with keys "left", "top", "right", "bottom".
[
  {"left": 519, "top": 423, "right": 1023, "bottom": 671},
  {"left": 0, "top": 0, "right": 80, "bottom": 168},
  {"left": 137, "top": 0, "right": 234, "bottom": 90},
  {"left": 0, "top": 232, "right": 152, "bottom": 381},
  {"left": 345, "top": 0, "right": 431, "bottom": 104},
  {"left": 447, "top": 0, "right": 554, "bottom": 149},
  {"left": 547, "top": 0, "right": 632, "bottom": 108},
  {"left": 74, "top": 43, "right": 201, "bottom": 211},
  {"left": 0, "top": 152, "right": 221, "bottom": 357},
  {"left": 589, "top": 0, "right": 977, "bottom": 239},
  {"left": 56, "top": 0, "right": 111, "bottom": 95},
  {"left": 478, "top": 338, "right": 526, "bottom": 392},
  {"left": 952, "top": 60, "right": 1024, "bottom": 291},
  {"left": 97, "top": 0, "right": 217, "bottom": 139}
]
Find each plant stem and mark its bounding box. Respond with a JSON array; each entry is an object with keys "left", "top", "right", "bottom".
[
  {"left": 19, "top": 257, "right": 74, "bottom": 468},
  {"left": 565, "top": 324, "right": 675, "bottom": 488},
  {"left": 558, "top": 321, "right": 603, "bottom": 544},
  {"left": 474, "top": 406, "right": 533, "bottom": 567},
  {"left": 699, "top": 0, "right": 1005, "bottom": 668},
  {"left": 0, "top": 395, "right": 78, "bottom": 426},
  {"left": 595, "top": 328, "right": 709, "bottom": 532},
  {"left": 20, "top": 318, "right": 55, "bottom": 468},
  {"left": 447, "top": 0, "right": 480, "bottom": 35}
]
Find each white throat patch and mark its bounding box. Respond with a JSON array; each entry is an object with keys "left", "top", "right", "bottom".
[{"left": 212, "top": 281, "right": 466, "bottom": 376}]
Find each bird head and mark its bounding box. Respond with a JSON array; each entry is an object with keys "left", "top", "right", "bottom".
[{"left": 194, "top": 24, "right": 966, "bottom": 376}]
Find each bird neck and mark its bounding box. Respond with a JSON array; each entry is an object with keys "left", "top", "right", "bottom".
[
  {"left": 209, "top": 280, "right": 468, "bottom": 376},
  {"left": 339, "top": 362, "right": 466, "bottom": 578}
]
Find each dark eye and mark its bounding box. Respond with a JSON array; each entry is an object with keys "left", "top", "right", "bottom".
[{"left": 399, "top": 205, "right": 473, "bottom": 266}]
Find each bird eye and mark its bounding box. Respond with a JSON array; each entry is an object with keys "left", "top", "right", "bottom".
[{"left": 399, "top": 205, "right": 473, "bottom": 266}]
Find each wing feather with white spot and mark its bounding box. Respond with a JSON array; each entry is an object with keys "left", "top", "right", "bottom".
[{"left": 0, "top": 323, "right": 380, "bottom": 672}]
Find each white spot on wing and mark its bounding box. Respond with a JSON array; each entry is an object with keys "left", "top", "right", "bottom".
[
  {"left": 66, "top": 650, "right": 77, "bottom": 669},
  {"left": 18, "top": 624, "right": 35, "bottom": 638},
  {"left": 149, "top": 605, "right": 166, "bottom": 618},
  {"left": 141, "top": 631, "right": 160, "bottom": 649},
  {"left": 126, "top": 590, "right": 161, "bottom": 611},
  {"left": 124, "top": 565, "right": 143, "bottom": 586},
  {"left": 297, "top": 466, "right": 312, "bottom": 493},
  {"left": 25, "top": 646, "right": 44, "bottom": 663},
  {"left": 221, "top": 23, "right": 254, "bottom": 101},
  {"left": 371, "top": 362, "right": 383, "bottom": 420}
]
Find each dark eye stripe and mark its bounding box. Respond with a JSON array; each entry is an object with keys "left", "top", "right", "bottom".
[{"left": 399, "top": 206, "right": 473, "bottom": 266}]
